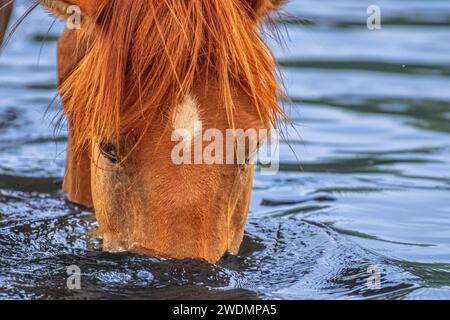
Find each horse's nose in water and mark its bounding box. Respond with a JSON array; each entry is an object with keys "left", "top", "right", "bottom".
[{"left": 3, "top": 0, "right": 286, "bottom": 263}]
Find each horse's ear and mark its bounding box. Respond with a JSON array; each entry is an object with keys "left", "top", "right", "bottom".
[
  {"left": 66, "top": 0, "right": 99, "bottom": 19},
  {"left": 243, "top": 0, "right": 285, "bottom": 21}
]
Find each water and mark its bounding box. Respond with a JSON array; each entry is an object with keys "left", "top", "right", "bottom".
[{"left": 0, "top": 0, "right": 450, "bottom": 299}]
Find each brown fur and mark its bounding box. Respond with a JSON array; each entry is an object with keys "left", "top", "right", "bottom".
[
  {"left": 47, "top": 0, "right": 286, "bottom": 262},
  {"left": 58, "top": 0, "right": 285, "bottom": 151},
  {"left": 0, "top": 0, "right": 13, "bottom": 47}
]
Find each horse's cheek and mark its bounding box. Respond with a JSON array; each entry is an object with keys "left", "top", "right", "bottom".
[
  {"left": 228, "top": 164, "right": 255, "bottom": 254},
  {"left": 63, "top": 131, "right": 93, "bottom": 208},
  {"left": 90, "top": 149, "right": 134, "bottom": 252}
]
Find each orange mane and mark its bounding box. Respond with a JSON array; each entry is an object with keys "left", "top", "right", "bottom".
[{"left": 60, "top": 0, "right": 285, "bottom": 154}]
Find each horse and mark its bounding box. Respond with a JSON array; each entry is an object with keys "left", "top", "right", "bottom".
[{"left": 1, "top": 0, "right": 286, "bottom": 263}]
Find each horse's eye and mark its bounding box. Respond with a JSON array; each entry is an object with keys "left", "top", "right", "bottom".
[{"left": 100, "top": 143, "right": 119, "bottom": 164}]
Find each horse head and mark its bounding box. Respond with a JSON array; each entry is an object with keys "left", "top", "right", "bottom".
[{"left": 37, "top": 0, "right": 286, "bottom": 263}]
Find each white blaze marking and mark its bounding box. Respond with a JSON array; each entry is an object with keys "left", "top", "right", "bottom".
[{"left": 172, "top": 94, "right": 202, "bottom": 144}]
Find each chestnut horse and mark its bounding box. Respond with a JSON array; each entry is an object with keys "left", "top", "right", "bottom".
[{"left": 2, "top": 0, "right": 285, "bottom": 263}]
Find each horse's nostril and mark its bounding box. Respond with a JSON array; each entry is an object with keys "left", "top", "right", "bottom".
[{"left": 100, "top": 143, "right": 119, "bottom": 164}]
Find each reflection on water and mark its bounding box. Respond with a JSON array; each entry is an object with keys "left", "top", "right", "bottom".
[{"left": 0, "top": 0, "right": 450, "bottom": 299}]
